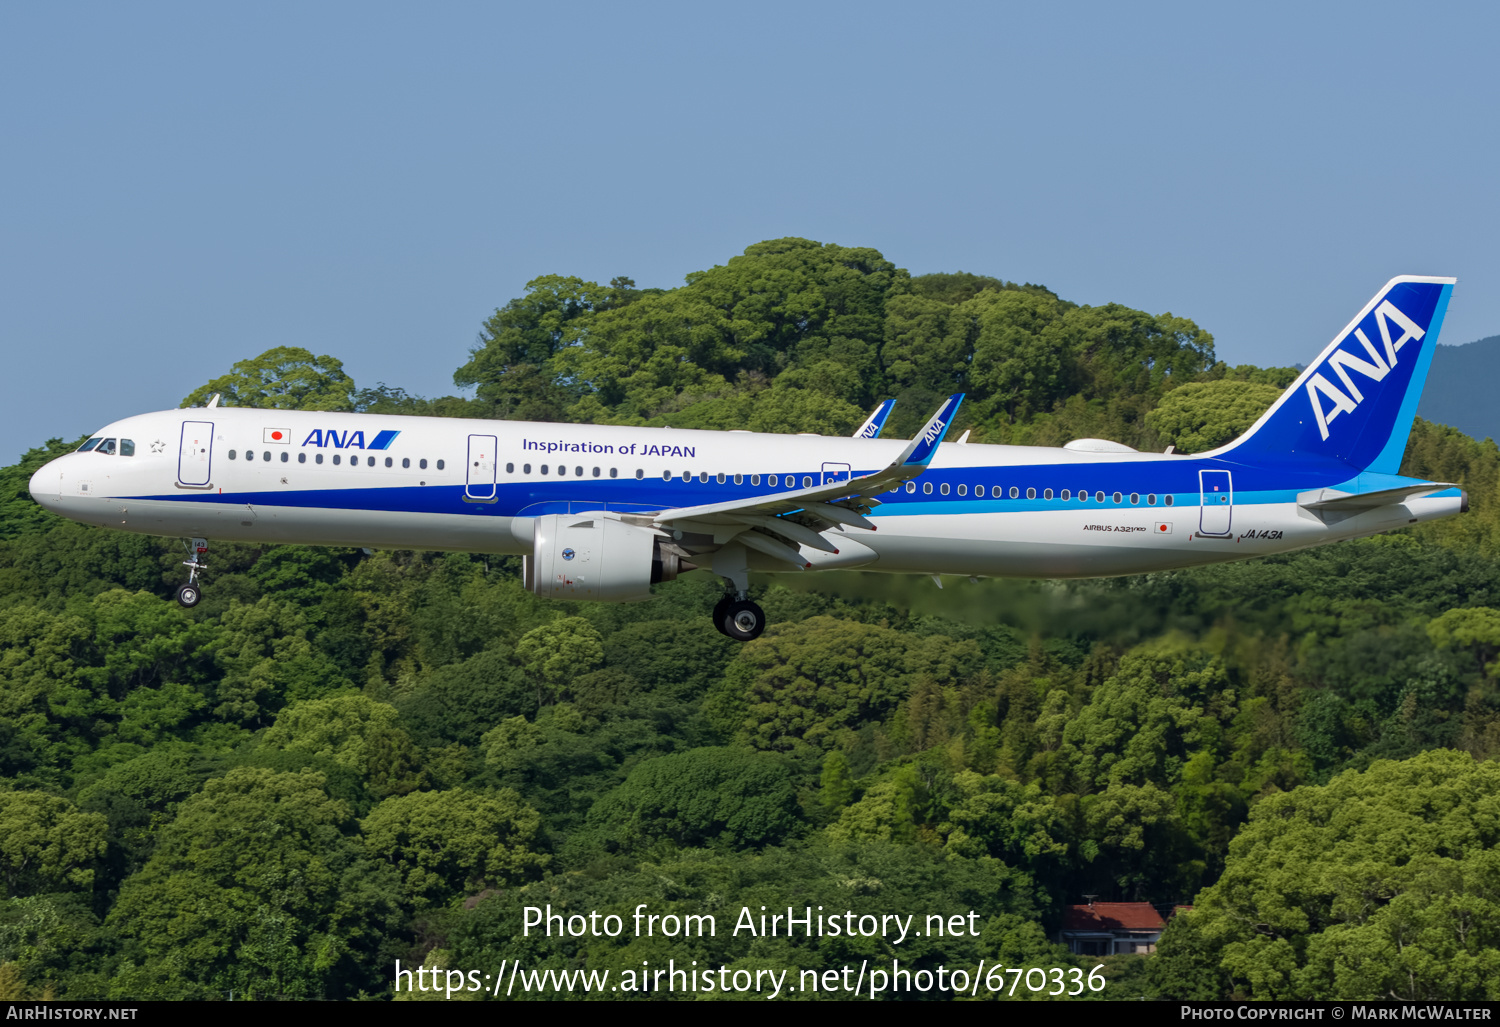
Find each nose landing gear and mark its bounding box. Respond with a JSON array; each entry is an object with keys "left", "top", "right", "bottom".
[{"left": 176, "top": 537, "right": 208, "bottom": 608}]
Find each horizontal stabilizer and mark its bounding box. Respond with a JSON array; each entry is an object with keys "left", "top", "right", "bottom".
[{"left": 1297, "top": 482, "right": 1457, "bottom": 511}]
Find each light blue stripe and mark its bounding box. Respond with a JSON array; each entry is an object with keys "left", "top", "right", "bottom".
[{"left": 1370, "top": 283, "right": 1452, "bottom": 474}]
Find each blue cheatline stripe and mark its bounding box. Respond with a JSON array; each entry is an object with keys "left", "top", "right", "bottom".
[
  {"left": 125, "top": 454, "right": 1452, "bottom": 520},
  {"left": 1370, "top": 283, "right": 1452, "bottom": 476},
  {"left": 123, "top": 479, "right": 1460, "bottom": 521},
  {"left": 368, "top": 430, "right": 401, "bottom": 451}
]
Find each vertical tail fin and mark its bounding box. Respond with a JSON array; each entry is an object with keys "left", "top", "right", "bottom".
[{"left": 1219, "top": 276, "right": 1455, "bottom": 473}]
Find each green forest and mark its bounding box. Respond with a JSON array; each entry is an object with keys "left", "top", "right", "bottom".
[{"left": 3, "top": 238, "right": 1499, "bottom": 1001}]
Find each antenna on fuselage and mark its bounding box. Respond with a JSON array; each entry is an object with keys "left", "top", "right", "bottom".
[{"left": 206, "top": 393, "right": 221, "bottom": 409}]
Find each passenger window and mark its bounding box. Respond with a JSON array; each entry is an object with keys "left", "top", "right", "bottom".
[
  {"left": 1027, "top": 487, "right": 1036, "bottom": 499},
  {"left": 1044, "top": 488, "right": 1053, "bottom": 500},
  {"left": 1009, "top": 487, "right": 1019, "bottom": 499},
  {"left": 1130, "top": 493, "right": 1139, "bottom": 504},
  {"left": 803, "top": 476, "right": 812, "bottom": 488},
  {"left": 558, "top": 465, "right": 567, "bottom": 477},
  {"left": 906, "top": 481, "right": 916, "bottom": 494},
  {"left": 769, "top": 475, "right": 778, "bottom": 487},
  {"left": 524, "top": 463, "right": 532, "bottom": 474},
  {"left": 298, "top": 453, "right": 306, "bottom": 464},
  {"left": 940, "top": 483, "right": 950, "bottom": 496},
  {"left": 316, "top": 453, "right": 324, "bottom": 464},
  {"left": 699, "top": 472, "right": 708, "bottom": 483},
  {"left": 436, "top": 460, "right": 445, "bottom": 470},
  {"left": 957, "top": 484, "right": 967, "bottom": 497},
  {"left": 1165, "top": 495, "right": 1175, "bottom": 506},
  {"left": 593, "top": 467, "right": 601, "bottom": 478},
  {"left": 1147, "top": 494, "right": 1156, "bottom": 505},
  {"left": 281, "top": 451, "right": 289, "bottom": 463},
  {"left": 751, "top": 474, "right": 761, "bottom": 486},
  {"left": 386, "top": 457, "right": 393, "bottom": 468},
  {"left": 1095, "top": 491, "right": 1105, "bottom": 502},
  {"left": 923, "top": 482, "right": 933, "bottom": 495},
  {"left": 420, "top": 459, "right": 428, "bottom": 470},
  {"left": 992, "top": 486, "right": 1002, "bottom": 498},
  {"left": 121, "top": 439, "right": 135, "bottom": 456},
  {"left": 609, "top": 468, "right": 617, "bottom": 478},
  {"left": 733, "top": 474, "right": 742, "bottom": 485},
  {"left": 662, "top": 470, "right": 672, "bottom": 480},
  {"left": 228, "top": 450, "right": 237, "bottom": 460},
  {"left": 404, "top": 458, "right": 411, "bottom": 469},
  {"left": 681, "top": 471, "right": 691, "bottom": 482},
  {"left": 333, "top": 455, "right": 341, "bottom": 465},
  {"left": 263, "top": 451, "right": 271, "bottom": 461},
  {"left": 78, "top": 438, "right": 102, "bottom": 452},
  {"left": 541, "top": 464, "right": 549, "bottom": 475},
  {"left": 1112, "top": 492, "right": 1122, "bottom": 503},
  {"left": 716, "top": 472, "right": 725, "bottom": 484},
  {"left": 575, "top": 466, "right": 582, "bottom": 477},
  {"left": 1062, "top": 489, "right": 1071, "bottom": 500},
  {"left": 97, "top": 438, "right": 117, "bottom": 455}
]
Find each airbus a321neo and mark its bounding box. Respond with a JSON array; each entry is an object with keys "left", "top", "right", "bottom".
[{"left": 28, "top": 276, "right": 1466, "bottom": 641}]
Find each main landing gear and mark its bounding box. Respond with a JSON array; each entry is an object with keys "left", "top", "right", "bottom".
[
  {"left": 176, "top": 537, "right": 208, "bottom": 608},
  {"left": 709, "top": 542, "right": 765, "bottom": 641},
  {"left": 712, "top": 592, "right": 765, "bottom": 641}
]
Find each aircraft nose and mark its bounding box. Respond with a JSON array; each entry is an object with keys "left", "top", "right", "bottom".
[{"left": 28, "top": 460, "right": 61, "bottom": 509}]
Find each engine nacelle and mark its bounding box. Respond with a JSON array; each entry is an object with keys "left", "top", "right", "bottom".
[{"left": 522, "top": 512, "right": 689, "bottom": 602}]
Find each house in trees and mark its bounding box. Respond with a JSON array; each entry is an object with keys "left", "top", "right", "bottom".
[{"left": 1057, "top": 901, "right": 1166, "bottom": 955}]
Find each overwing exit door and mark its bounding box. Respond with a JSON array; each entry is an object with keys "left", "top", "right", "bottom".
[
  {"left": 821, "top": 462, "right": 852, "bottom": 485},
  {"left": 1199, "top": 469, "right": 1233, "bottom": 535}
]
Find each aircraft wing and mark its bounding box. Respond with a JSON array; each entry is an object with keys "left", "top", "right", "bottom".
[
  {"left": 641, "top": 395, "right": 963, "bottom": 564},
  {"left": 852, "top": 399, "right": 896, "bottom": 439}
]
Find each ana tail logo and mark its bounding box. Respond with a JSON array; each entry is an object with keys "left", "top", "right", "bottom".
[{"left": 1305, "top": 300, "right": 1425, "bottom": 440}]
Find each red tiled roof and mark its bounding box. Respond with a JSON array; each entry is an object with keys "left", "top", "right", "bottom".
[{"left": 1061, "top": 903, "right": 1165, "bottom": 931}]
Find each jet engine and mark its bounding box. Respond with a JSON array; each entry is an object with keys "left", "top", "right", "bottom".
[{"left": 522, "top": 512, "right": 691, "bottom": 602}]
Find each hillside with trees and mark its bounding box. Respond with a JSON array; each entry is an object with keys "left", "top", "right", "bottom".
[{"left": 2, "top": 238, "right": 1498, "bottom": 1001}]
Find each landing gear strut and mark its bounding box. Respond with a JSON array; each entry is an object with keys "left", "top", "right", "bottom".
[{"left": 176, "top": 537, "right": 208, "bottom": 608}]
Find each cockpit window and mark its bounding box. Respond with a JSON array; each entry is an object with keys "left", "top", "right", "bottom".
[
  {"left": 78, "top": 438, "right": 102, "bottom": 452},
  {"left": 97, "top": 438, "right": 117, "bottom": 455},
  {"left": 120, "top": 439, "right": 136, "bottom": 457}
]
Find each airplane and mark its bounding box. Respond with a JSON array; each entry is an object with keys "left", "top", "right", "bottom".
[{"left": 28, "top": 276, "right": 1465, "bottom": 641}]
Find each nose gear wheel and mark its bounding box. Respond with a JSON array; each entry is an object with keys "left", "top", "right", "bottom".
[{"left": 177, "top": 537, "right": 209, "bottom": 608}]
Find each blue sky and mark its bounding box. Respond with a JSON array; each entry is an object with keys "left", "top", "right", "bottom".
[{"left": 3, "top": 1, "right": 1497, "bottom": 462}]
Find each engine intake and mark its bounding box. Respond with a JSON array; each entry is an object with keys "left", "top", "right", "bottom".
[{"left": 522, "top": 512, "right": 690, "bottom": 602}]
